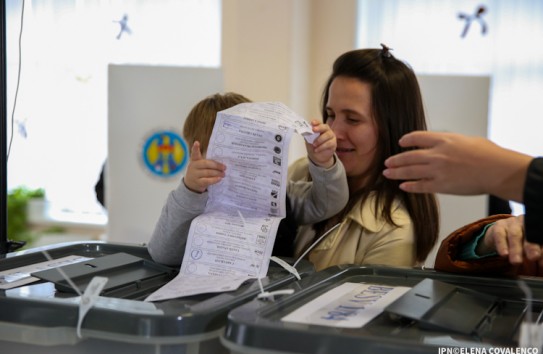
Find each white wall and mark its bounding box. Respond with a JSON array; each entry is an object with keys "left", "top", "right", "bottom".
[{"left": 222, "top": 0, "right": 358, "bottom": 164}]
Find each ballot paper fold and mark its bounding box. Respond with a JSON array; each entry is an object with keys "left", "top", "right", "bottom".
[{"left": 145, "top": 102, "right": 317, "bottom": 302}]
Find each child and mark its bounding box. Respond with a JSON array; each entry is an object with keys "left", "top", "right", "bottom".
[{"left": 147, "top": 92, "right": 348, "bottom": 266}]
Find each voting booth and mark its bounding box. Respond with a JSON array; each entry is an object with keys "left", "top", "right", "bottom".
[
  {"left": 107, "top": 65, "right": 223, "bottom": 245},
  {"left": 0, "top": 241, "right": 314, "bottom": 353},
  {"left": 221, "top": 265, "right": 543, "bottom": 354}
]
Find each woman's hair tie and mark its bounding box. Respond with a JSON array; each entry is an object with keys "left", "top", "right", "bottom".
[{"left": 380, "top": 43, "right": 393, "bottom": 58}]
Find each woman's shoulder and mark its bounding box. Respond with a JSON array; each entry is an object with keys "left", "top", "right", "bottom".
[{"left": 348, "top": 194, "right": 411, "bottom": 232}]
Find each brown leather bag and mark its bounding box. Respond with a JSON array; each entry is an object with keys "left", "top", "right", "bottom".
[{"left": 434, "top": 214, "right": 541, "bottom": 277}]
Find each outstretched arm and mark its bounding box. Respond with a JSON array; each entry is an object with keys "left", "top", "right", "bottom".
[{"left": 382, "top": 131, "right": 532, "bottom": 203}]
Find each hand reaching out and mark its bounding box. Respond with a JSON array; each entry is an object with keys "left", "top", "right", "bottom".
[
  {"left": 183, "top": 141, "right": 226, "bottom": 193},
  {"left": 478, "top": 215, "right": 543, "bottom": 267},
  {"left": 306, "top": 120, "right": 337, "bottom": 169},
  {"left": 382, "top": 131, "right": 532, "bottom": 202}
]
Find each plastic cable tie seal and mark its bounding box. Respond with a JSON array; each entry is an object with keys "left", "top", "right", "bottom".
[
  {"left": 237, "top": 210, "right": 266, "bottom": 296},
  {"left": 76, "top": 276, "right": 108, "bottom": 339},
  {"left": 256, "top": 289, "right": 295, "bottom": 301},
  {"left": 270, "top": 256, "right": 301, "bottom": 280},
  {"left": 518, "top": 280, "right": 543, "bottom": 350},
  {"left": 519, "top": 322, "right": 543, "bottom": 350},
  {"left": 293, "top": 223, "right": 340, "bottom": 268},
  {"left": 41, "top": 250, "right": 83, "bottom": 296}
]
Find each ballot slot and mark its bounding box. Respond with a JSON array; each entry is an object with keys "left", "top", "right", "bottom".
[
  {"left": 30, "top": 252, "right": 178, "bottom": 297},
  {"left": 383, "top": 278, "right": 514, "bottom": 336}
]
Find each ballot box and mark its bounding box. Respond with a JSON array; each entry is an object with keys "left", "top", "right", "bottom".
[
  {"left": 0, "top": 241, "right": 314, "bottom": 354},
  {"left": 221, "top": 264, "right": 543, "bottom": 354}
]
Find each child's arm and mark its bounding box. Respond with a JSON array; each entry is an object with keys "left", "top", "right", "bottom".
[
  {"left": 287, "top": 158, "right": 348, "bottom": 225},
  {"left": 147, "top": 181, "right": 207, "bottom": 265},
  {"left": 305, "top": 120, "right": 336, "bottom": 169},
  {"left": 287, "top": 122, "right": 348, "bottom": 225},
  {"left": 147, "top": 141, "right": 226, "bottom": 265}
]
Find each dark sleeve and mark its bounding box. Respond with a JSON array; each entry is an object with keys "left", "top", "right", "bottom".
[
  {"left": 524, "top": 157, "right": 543, "bottom": 244},
  {"left": 487, "top": 195, "right": 511, "bottom": 216}
]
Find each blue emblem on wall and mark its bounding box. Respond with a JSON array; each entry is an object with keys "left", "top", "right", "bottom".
[{"left": 142, "top": 130, "right": 188, "bottom": 178}]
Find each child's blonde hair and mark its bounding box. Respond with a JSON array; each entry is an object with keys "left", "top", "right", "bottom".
[{"left": 183, "top": 92, "right": 251, "bottom": 155}]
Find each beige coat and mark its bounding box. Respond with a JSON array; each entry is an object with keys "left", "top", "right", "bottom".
[{"left": 289, "top": 158, "right": 416, "bottom": 271}]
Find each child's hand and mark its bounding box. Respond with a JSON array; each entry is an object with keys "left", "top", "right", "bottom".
[
  {"left": 183, "top": 141, "right": 226, "bottom": 193},
  {"left": 306, "top": 120, "right": 336, "bottom": 169}
]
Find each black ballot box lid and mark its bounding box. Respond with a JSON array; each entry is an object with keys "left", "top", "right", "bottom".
[
  {"left": 0, "top": 241, "right": 314, "bottom": 353},
  {"left": 221, "top": 264, "right": 543, "bottom": 354}
]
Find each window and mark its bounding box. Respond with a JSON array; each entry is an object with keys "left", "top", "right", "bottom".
[
  {"left": 6, "top": 0, "right": 221, "bottom": 221},
  {"left": 357, "top": 0, "right": 543, "bottom": 214}
]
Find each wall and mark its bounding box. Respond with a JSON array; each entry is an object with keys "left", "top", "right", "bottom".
[{"left": 222, "top": 0, "right": 358, "bottom": 163}]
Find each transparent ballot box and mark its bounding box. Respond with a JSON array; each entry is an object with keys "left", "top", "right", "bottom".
[
  {"left": 221, "top": 264, "right": 543, "bottom": 354},
  {"left": 0, "top": 241, "right": 314, "bottom": 354}
]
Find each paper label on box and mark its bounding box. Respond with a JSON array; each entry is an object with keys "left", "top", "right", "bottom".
[{"left": 282, "top": 282, "right": 411, "bottom": 328}]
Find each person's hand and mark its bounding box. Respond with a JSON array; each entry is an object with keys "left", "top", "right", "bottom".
[
  {"left": 382, "top": 131, "right": 531, "bottom": 202},
  {"left": 183, "top": 141, "right": 226, "bottom": 193},
  {"left": 477, "top": 215, "right": 543, "bottom": 267},
  {"left": 306, "top": 120, "right": 336, "bottom": 169}
]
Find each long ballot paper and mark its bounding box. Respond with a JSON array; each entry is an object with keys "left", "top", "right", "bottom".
[{"left": 146, "top": 102, "right": 318, "bottom": 301}]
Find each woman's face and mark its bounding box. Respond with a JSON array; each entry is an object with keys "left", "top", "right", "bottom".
[{"left": 325, "top": 76, "right": 378, "bottom": 191}]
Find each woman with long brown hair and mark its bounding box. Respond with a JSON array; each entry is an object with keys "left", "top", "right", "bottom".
[{"left": 290, "top": 45, "right": 439, "bottom": 270}]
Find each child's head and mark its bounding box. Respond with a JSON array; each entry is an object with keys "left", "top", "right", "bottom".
[{"left": 183, "top": 92, "right": 251, "bottom": 156}]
